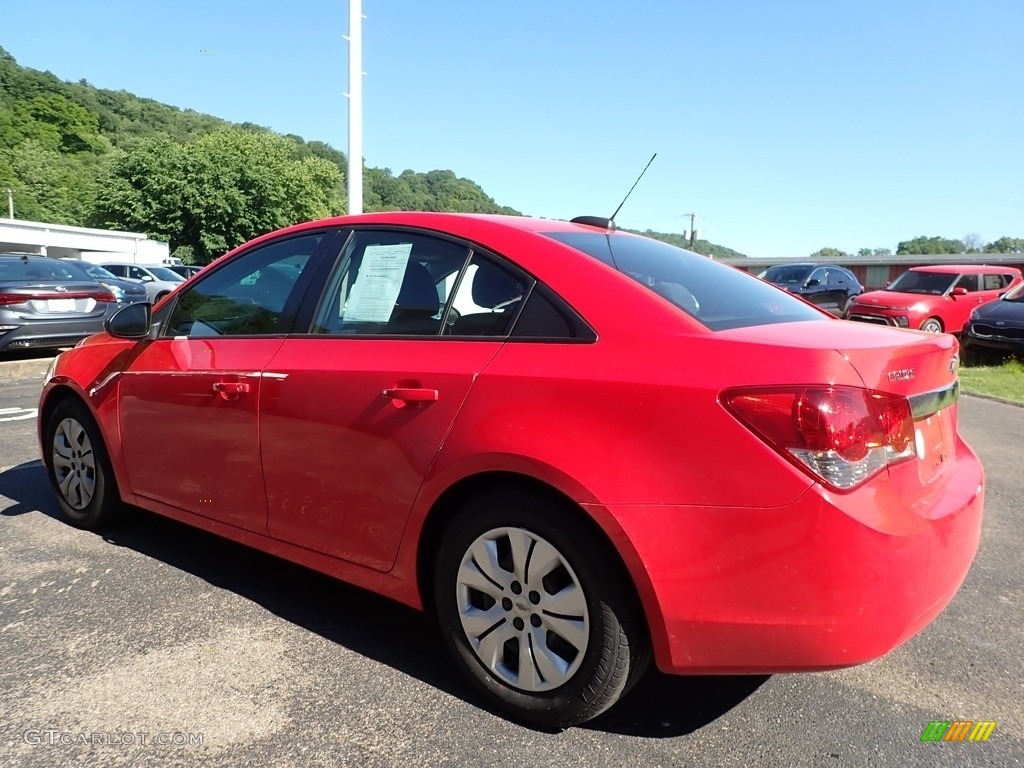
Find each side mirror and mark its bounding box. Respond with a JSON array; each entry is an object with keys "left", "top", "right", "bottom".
[
  {"left": 140, "top": 274, "right": 155, "bottom": 282},
  {"left": 805, "top": 278, "right": 821, "bottom": 287},
  {"left": 104, "top": 302, "right": 152, "bottom": 339},
  {"left": 950, "top": 287, "right": 968, "bottom": 296}
]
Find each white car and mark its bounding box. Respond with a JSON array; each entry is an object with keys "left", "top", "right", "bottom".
[{"left": 99, "top": 263, "right": 185, "bottom": 302}]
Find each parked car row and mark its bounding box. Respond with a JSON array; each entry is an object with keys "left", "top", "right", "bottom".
[
  {"left": 761, "top": 262, "right": 1024, "bottom": 359},
  {"left": 0, "top": 254, "right": 204, "bottom": 353}
]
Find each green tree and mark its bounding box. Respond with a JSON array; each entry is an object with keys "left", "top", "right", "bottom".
[
  {"left": 857, "top": 247, "right": 894, "bottom": 258},
  {"left": 984, "top": 237, "right": 1024, "bottom": 253},
  {"left": 896, "top": 236, "right": 964, "bottom": 255},
  {"left": 91, "top": 129, "right": 343, "bottom": 263},
  {"left": 809, "top": 247, "right": 851, "bottom": 259}
]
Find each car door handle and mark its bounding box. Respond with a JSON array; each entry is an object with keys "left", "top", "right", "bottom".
[
  {"left": 212, "top": 381, "right": 251, "bottom": 399},
  {"left": 382, "top": 387, "right": 438, "bottom": 405}
]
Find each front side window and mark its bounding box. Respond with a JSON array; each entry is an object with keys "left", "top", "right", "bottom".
[
  {"left": 807, "top": 268, "right": 827, "bottom": 285},
  {"left": 953, "top": 274, "right": 980, "bottom": 292},
  {"left": 165, "top": 233, "right": 323, "bottom": 337},
  {"left": 763, "top": 265, "right": 812, "bottom": 284}
]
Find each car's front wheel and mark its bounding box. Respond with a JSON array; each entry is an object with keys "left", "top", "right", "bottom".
[
  {"left": 920, "top": 317, "right": 944, "bottom": 333},
  {"left": 43, "top": 398, "right": 121, "bottom": 529},
  {"left": 433, "top": 489, "right": 649, "bottom": 728}
]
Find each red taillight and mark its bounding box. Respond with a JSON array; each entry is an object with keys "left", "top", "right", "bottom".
[
  {"left": 0, "top": 289, "right": 114, "bottom": 304},
  {"left": 723, "top": 386, "right": 915, "bottom": 490}
]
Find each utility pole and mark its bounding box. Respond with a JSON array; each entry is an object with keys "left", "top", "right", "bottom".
[
  {"left": 686, "top": 212, "right": 697, "bottom": 248},
  {"left": 345, "top": 0, "right": 364, "bottom": 215},
  {"left": 6, "top": 188, "right": 12, "bottom": 219}
]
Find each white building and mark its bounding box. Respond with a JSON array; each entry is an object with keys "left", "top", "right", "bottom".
[{"left": 0, "top": 218, "right": 172, "bottom": 264}]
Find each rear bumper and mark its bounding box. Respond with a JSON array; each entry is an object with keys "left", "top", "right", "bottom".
[
  {"left": 599, "top": 437, "right": 984, "bottom": 674},
  {"left": 0, "top": 317, "right": 107, "bottom": 351}
]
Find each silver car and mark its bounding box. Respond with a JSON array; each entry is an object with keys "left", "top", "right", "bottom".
[
  {"left": 0, "top": 254, "right": 118, "bottom": 352},
  {"left": 99, "top": 263, "right": 185, "bottom": 302},
  {"left": 58, "top": 260, "right": 150, "bottom": 305}
]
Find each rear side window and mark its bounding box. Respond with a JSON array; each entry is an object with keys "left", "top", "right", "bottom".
[
  {"left": 543, "top": 231, "right": 823, "bottom": 331},
  {"left": 982, "top": 273, "right": 1006, "bottom": 290}
]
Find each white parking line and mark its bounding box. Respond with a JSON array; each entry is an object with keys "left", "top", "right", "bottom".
[{"left": 0, "top": 408, "right": 38, "bottom": 422}]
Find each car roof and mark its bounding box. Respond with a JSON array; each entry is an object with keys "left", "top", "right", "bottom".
[
  {"left": 907, "top": 264, "right": 1022, "bottom": 275},
  {"left": 227, "top": 212, "right": 630, "bottom": 254}
]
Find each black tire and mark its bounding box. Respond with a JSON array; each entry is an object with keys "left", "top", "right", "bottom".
[
  {"left": 43, "top": 398, "right": 122, "bottom": 529},
  {"left": 840, "top": 296, "right": 854, "bottom": 318},
  {"left": 433, "top": 489, "right": 649, "bottom": 728}
]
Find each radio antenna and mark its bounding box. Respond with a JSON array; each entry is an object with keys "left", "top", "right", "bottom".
[{"left": 609, "top": 152, "right": 657, "bottom": 224}]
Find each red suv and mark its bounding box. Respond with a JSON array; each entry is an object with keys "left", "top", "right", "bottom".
[{"left": 847, "top": 265, "right": 1023, "bottom": 333}]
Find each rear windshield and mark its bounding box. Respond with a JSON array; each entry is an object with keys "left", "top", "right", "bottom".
[
  {"left": 0, "top": 257, "right": 85, "bottom": 282},
  {"left": 542, "top": 232, "right": 823, "bottom": 331},
  {"left": 886, "top": 270, "right": 956, "bottom": 295}
]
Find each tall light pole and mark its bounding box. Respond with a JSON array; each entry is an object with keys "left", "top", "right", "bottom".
[{"left": 345, "top": 0, "right": 364, "bottom": 215}]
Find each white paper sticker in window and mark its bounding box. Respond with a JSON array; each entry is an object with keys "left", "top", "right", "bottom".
[{"left": 343, "top": 243, "right": 413, "bottom": 323}]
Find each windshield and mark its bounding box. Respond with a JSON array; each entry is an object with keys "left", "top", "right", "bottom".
[
  {"left": 147, "top": 266, "right": 186, "bottom": 282},
  {"left": 763, "top": 265, "right": 812, "bottom": 283},
  {"left": 543, "top": 232, "right": 824, "bottom": 331},
  {"left": 886, "top": 270, "right": 956, "bottom": 295},
  {"left": 1002, "top": 282, "right": 1024, "bottom": 302}
]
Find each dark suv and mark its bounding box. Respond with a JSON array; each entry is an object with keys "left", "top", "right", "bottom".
[{"left": 761, "top": 263, "right": 863, "bottom": 316}]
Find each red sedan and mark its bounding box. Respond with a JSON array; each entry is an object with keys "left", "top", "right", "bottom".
[{"left": 38, "top": 213, "right": 984, "bottom": 727}]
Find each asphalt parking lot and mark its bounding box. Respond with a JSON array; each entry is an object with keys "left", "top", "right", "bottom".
[{"left": 1, "top": 354, "right": 1021, "bottom": 767}]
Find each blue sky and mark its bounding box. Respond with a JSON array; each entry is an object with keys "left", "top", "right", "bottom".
[{"left": 4, "top": 0, "right": 1022, "bottom": 259}]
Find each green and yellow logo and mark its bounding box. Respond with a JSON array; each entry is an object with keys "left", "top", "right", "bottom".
[{"left": 921, "top": 720, "right": 996, "bottom": 742}]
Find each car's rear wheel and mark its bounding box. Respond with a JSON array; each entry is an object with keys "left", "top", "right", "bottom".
[
  {"left": 920, "top": 317, "right": 944, "bottom": 333},
  {"left": 44, "top": 399, "right": 121, "bottom": 529},
  {"left": 433, "top": 489, "right": 649, "bottom": 728}
]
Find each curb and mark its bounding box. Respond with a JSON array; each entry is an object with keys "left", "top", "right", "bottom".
[
  {"left": 961, "top": 390, "right": 1024, "bottom": 409},
  {"left": 0, "top": 356, "right": 53, "bottom": 381}
]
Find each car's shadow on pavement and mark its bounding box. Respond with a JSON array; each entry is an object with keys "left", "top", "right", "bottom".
[{"left": 0, "top": 459, "right": 769, "bottom": 737}]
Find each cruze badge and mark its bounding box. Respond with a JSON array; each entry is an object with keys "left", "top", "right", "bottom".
[{"left": 887, "top": 368, "right": 916, "bottom": 382}]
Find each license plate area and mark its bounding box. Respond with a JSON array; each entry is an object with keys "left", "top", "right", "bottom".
[{"left": 47, "top": 298, "right": 77, "bottom": 312}]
